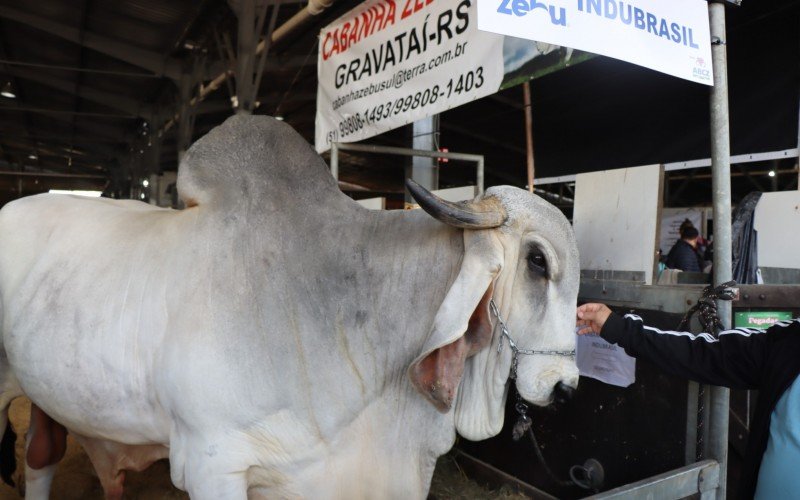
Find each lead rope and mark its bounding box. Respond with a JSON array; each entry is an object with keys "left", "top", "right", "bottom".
[
  {"left": 676, "top": 280, "right": 737, "bottom": 461},
  {"left": 490, "top": 300, "right": 602, "bottom": 492}
]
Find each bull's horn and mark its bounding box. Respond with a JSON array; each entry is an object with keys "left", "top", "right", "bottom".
[{"left": 406, "top": 179, "right": 507, "bottom": 229}]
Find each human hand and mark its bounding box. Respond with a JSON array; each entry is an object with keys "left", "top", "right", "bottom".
[{"left": 576, "top": 303, "right": 613, "bottom": 335}]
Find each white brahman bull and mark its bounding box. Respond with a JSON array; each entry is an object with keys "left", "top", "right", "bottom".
[{"left": 0, "top": 115, "right": 579, "bottom": 499}]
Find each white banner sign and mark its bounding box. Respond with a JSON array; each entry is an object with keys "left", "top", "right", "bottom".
[
  {"left": 477, "top": 0, "right": 713, "bottom": 85},
  {"left": 315, "top": 0, "right": 504, "bottom": 152}
]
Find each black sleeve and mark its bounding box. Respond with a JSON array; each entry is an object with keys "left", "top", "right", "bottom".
[{"left": 599, "top": 312, "right": 775, "bottom": 390}]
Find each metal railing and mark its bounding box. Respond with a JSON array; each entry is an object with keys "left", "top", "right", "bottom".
[
  {"left": 587, "top": 460, "right": 720, "bottom": 500},
  {"left": 329, "top": 142, "right": 485, "bottom": 194}
]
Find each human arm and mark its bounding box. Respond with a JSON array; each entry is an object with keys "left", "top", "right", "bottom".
[{"left": 577, "top": 303, "right": 775, "bottom": 389}]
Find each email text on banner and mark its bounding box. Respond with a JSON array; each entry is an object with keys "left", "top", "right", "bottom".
[{"left": 316, "top": 0, "right": 504, "bottom": 152}]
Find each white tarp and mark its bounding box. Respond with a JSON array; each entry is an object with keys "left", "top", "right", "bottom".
[
  {"left": 315, "top": 0, "right": 504, "bottom": 152},
  {"left": 477, "top": 0, "right": 713, "bottom": 85}
]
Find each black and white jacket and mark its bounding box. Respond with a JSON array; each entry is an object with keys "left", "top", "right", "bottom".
[{"left": 600, "top": 312, "right": 800, "bottom": 500}]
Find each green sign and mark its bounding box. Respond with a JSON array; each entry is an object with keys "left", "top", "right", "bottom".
[{"left": 734, "top": 311, "right": 792, "bottom": 329}]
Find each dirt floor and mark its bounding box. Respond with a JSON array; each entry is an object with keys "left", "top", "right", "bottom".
[{"left": 0, "top": 398, "right": 529, "bottom": 499}]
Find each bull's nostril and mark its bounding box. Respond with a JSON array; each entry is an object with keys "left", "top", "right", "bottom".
[{"left": 553, "top": 381, "right": 576, "bottom": 404}]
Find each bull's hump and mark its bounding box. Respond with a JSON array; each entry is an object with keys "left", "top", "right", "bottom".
[{"left": 177, "top": 115, "right": 353, "bottom": 214}]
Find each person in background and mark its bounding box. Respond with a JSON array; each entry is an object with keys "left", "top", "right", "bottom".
[
  {"left": 575, "top": 303, "right": 800, "bottom": 500},
  {"left": 665, "top": 225, "right": 704, "bottom": 272}
]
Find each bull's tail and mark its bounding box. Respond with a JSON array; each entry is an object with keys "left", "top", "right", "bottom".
[{"left": 0, "top": 406, "right": 16, "bottom": 487}]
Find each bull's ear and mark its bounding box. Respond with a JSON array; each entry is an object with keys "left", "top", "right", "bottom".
[{"left": 408, "top": 256, "right": 497, "bottom": 413}]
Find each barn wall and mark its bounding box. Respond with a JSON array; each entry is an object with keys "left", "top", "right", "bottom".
[
  {"left": 573, "top": 165, "right": 661, "bottom": 284},
  {"left": 754, "top": 191, "right": 800, "bottom": 270}
]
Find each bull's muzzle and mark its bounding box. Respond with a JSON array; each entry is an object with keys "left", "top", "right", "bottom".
[{"left": 553, "top": 381, "right": 576, "bottom": 405}]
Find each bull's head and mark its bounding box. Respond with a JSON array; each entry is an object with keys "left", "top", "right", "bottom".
[{"left": 407, "top": 180, "right": 580, "bottom": 440}]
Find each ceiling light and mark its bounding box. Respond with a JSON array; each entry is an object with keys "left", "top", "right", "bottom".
[
  {"left": 142, "top": 179, "right": 149, "bottom": 187},
  {"left": 1, "top": 82, "right": 16, "bottom": 99},
  {"left": 768, "top": 170, "right": 776, "bottom": 177},
  {"left": 27, "top": 153, "right": 37, "bottom": 160},
  {"left": 49, "top": 190, "right": 102, "bottom": 197},
  {"left": 275, "top": 115, "right": 284, "bottom": 121}
]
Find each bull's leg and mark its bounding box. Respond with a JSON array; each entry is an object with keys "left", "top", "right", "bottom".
[
  {"left": 22, "top": 461, "right": 56, "bottom": 500},
  {"left": 23, "top": 404, "right": 66, "bottom": 500},
  {"left": 177, "top": 444, "right": 248, "bottom": 500}
]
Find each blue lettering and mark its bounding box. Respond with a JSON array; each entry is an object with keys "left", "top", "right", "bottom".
[
  {"left": 530, "top": 0, "right": 549, "bottom": 12},
  {"left": 646, "top": 13, "right": 657, "bottom": 35},
  {"left": 497, "top": 0, "right": 512, "bottom": 14},
  {"left": 604, "top": 0, "right": 617, "bottom": 19},
  {"left": 497, "top": 0, "right": 566, "bottom": 25},
  {"left": 549, "top": 5, "right": 566, "bottom": 25},
  {"left": 670, "top": 22, "right": 681, "bottom": 42},
  {"left": 572, "top": 0, "right": 698, "bottom": 48},
  {"left": 658, "top": 19, "right": 669, "bottom": 39},
  {"left": 633, "top": 7, "right": 645, "bottom": 29},
  {"left": 620, "top": 3, "right": 632, "bottom": 24},
  {"left": 512, "top": 0, "right": 529, "bottom": 17},
  {"left": 688, "top": 28, "right": 699, "bottom": 48}
]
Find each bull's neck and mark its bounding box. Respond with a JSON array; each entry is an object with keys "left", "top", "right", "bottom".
[{"left": 329, "top": 207, "right": 464, "bottom": 389}]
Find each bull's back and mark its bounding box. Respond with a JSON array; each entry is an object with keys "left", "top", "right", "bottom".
[
  {"left": 0, "top": 195, "right": 166, "bottom": 291},
  {"left": 0, "top": 194, "right": 183, "bottom": 443}
]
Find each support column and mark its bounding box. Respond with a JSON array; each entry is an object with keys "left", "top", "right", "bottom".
[
  {"left": 233, "top": 0, "right": 279, "bottom": 115},
  {"left": 236, "top": 0, "right": 256, "bottom": 114},
  {"left": 796, "top": 83, "right": 800, "bottom": 189},
  {"left": 523, "top": 82, "right": 535, "bottom": 192},
  {"left": 177, "top": 75, "right": 197, "bottom": 165},
  {"left": 405, "top": 116, "right": 439, "bottom": 206},
  {"left": 708, "top": 3, "right": 731, "bottom": 499}
]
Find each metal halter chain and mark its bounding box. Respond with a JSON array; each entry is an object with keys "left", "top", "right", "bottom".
[
  {"left": 489, "top": 299, "right": 575, "bottom": 381},
  {"left": 490, "top": 299, "right": 601, "bottom": 491}
]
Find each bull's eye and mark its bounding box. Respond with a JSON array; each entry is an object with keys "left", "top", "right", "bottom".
[{"left": 527, "top": 250, "right": 548, "bottom": 278}]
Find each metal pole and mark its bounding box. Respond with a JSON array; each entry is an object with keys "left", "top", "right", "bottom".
[
  {"left": 796, "top": 86, "right": 800, "bottom": 190},
  {"left": 406, "top": 116, "right": 439, "bottom": 204},
  {"left": 330, "top": 142, "right": 339, "bottom": 180},
  {"left": 477, "top": 157, "right": 485, "bottom": 194},
  {"left": 708, "top": 3, "right": 731, "bottom": 499},
  {"left": 177, "top": 75, "right": 194, "bottom": 166},
  {"left": 236, "top": 0, "right": 256, "bottom": 115},
  {"left": 523, "top": 81, "right": 535, "bottom": 192}
]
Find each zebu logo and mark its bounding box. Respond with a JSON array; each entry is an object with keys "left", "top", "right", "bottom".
[{"left": 496, "top": 0, "right": 567, "bottom": 26}]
